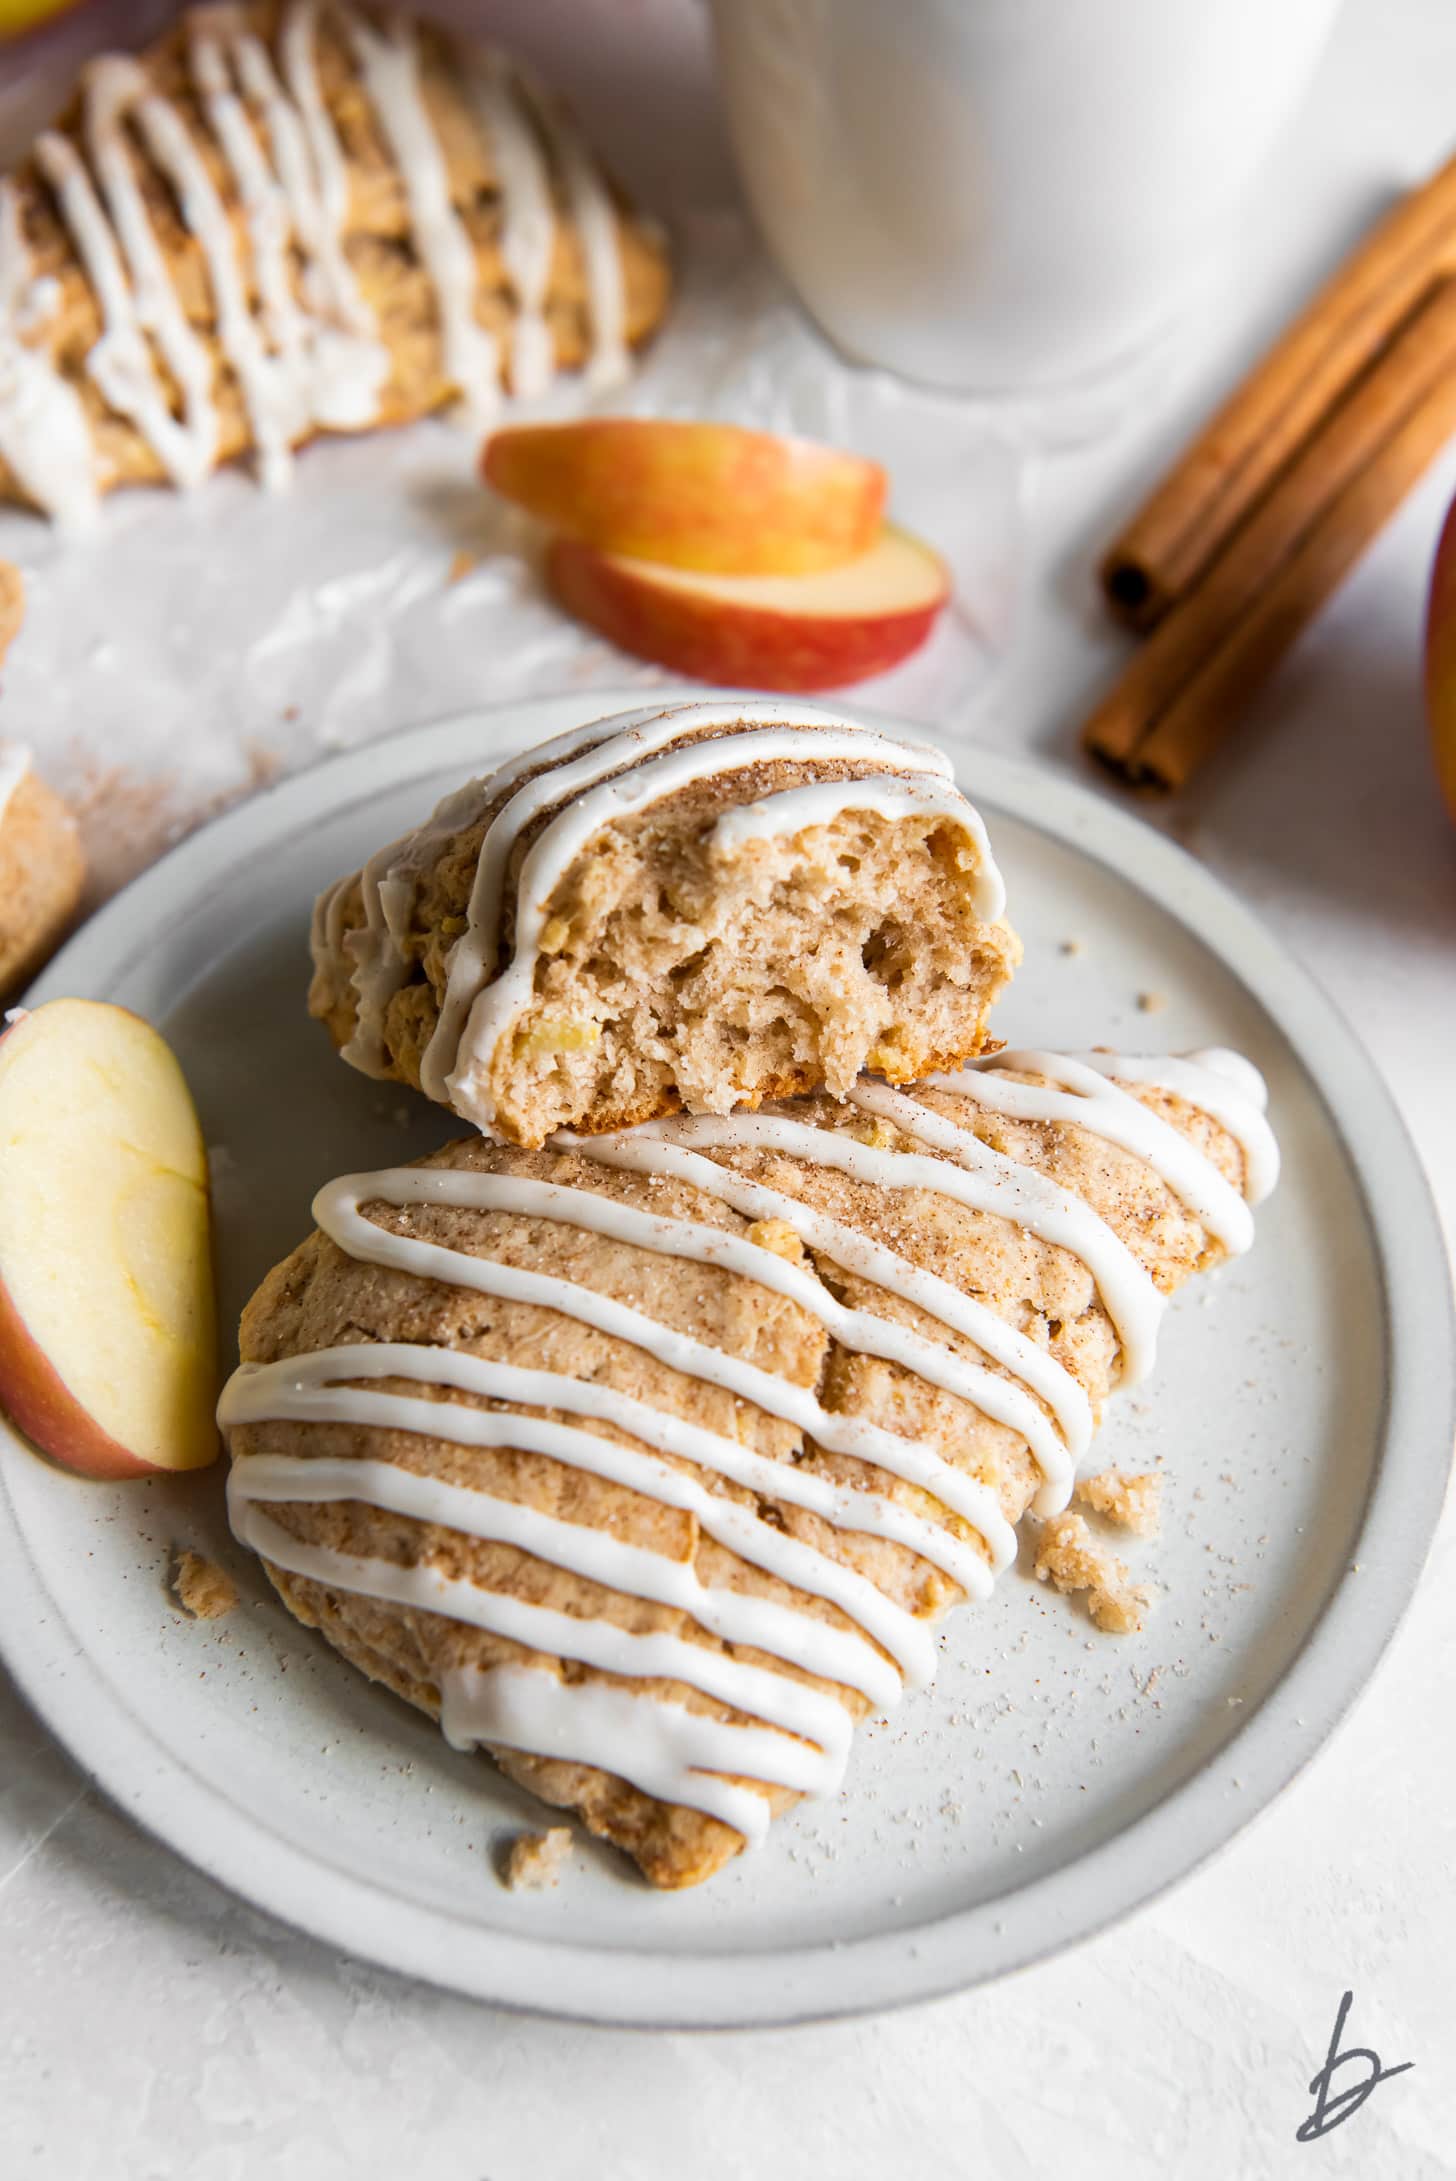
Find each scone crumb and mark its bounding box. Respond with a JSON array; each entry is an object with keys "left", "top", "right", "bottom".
[
  {"left": 171, "top": 1550, "right": 238, "bottom": 1621},
  {"left": 746, "top": 1217, "right": 805, "bottom": 1263},
  {"left": 1060, "top": 937, "right": 1083, "bottom": 957},
  {"left": 503, "top": 1826, "right": 573, "bottom": 1890},
  {"left": 448, "top": 548, "right": 479, "bottom": 585},
  {"left": 1075, "top": 1468, "right": 1162, "bottom": 1537},
  {"left": 1033, "top": 1511, "right": 1151, "bottom": 1636},
  {"left": 1137, "top": 990, "right": 1166, "bottom": 1014}
]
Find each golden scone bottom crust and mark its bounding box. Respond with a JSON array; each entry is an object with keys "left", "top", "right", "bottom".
[
  {"left": 220, "top": 1047, "right": 1279, "bottom": 1887},
  {"left": 309, "top": 698, "right": 1023, "bottom": 1147},
  {"left": 0, "top": 2, "right": 670, "bottom": 522}
]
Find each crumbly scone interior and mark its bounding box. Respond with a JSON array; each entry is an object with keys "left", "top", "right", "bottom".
[
  {"left": 222, "top": 1049, "right": 1278, "bottom": 1888},
  {"left": 489, "top": 781, "right": 1020, "bottom": 1144},
  {"left": 309, "top": 702, "right": 1020, "bottom": 1148}
]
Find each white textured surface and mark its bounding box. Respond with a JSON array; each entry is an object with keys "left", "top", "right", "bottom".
[{"left": 2, "top": 0, "right": 1456, "bottom": 2173}]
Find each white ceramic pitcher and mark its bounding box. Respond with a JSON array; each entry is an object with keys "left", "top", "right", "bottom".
[{"left": 710, "top": 0, "right": 1344, "bottom": 391}]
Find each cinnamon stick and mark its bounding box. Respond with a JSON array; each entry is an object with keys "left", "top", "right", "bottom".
[
  {"left": 1084, "top": 278, "right": 1456, "bottom": 786},
  {"left": 1100, "top": 148, "right": 1456, "bottom": 630}
]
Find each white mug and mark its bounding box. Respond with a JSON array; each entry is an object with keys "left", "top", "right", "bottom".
[{"left": 710, "top": 0, "right": 1344, "bottom": 392}]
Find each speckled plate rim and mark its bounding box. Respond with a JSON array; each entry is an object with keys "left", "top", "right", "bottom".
[{"left": 1, "top": 691, "right": 1451, "bottom": 2030}]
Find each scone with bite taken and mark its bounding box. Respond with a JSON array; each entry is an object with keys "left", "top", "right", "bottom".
[{"left": 309, "top": 698, "right": 1022, "bottom": 1148}]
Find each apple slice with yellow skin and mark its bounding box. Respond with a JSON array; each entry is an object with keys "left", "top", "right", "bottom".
[
  {"left": 484, "top": 419, "right": 887, "bottom": 577},
  {"left": 1423, "top": 491, "right": 1456, "bottom": 826},
  {"left": 547, "top": 521, "right": 951, "bottom": 692},
  {"left": 0, "top": 998, "right": 218, "bottom": 1479}
]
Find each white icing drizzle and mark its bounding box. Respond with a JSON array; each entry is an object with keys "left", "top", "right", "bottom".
[
  {"left": 926, "top": 1050, "right": 1256, "bottom": 1255},
  {"left": 438, "top": 1665, "right": 786, "bottom": 1844},
  {"left": 514, "top": 65, "right": 627, "bottom": 391},
  {"left": 190, "top": 9, "right": 387, "bottom": 441},
  {"left": 0, "top": 740, "right": 30, "bottom": 827},
  {"left": 33, "top": 128, "right": 211, "bottom": 491},
  {"left": 845, "top": 1080, "right": 1165, "bottom": 1386},
  {"left": 222, "top": 1340, "right": 981, "bottom": 1623},
  {"left": 222, "top": 1358, "right": 933, "bottom": 1692},
  {"left": 0, "top": 181, "right": 99, "bottom": 527},
  {"left": 278, "top": 0, "right": 377, "bottom": 337},
  {"left": 1061, "top": 1047, "right": 1281, "bottom": 1203},
  {"left": 347, "top": 12, "right": 499, "bottom": 429},
  {"left": 221, "top": 1042, "right": 1273, "bottom": 1845},
  {"left": 125, "top": 67, "right": 297, "bottom": 490},
  {"left": 310, "top": 1167, "right": 1017, "bottom": 1569},
  {"left": 234, "top": 1501, "right": 854, "bottom": 1792},
  {"left": 466, "top": 50, "right": 556, "bottom": 398},
  {"left": 272, "top": 1351, "right": 964, "bottom": 1622},
  {"left": 227, "top": 1446, "right": 903, "bottom": 1709},
  {"left": 572, "top": 1121, "right": 1086, "bottom": 1505},
  {"left": 83, "top": 59, "right": 221, "bottom": 487},
  {"left": 710, "top": 775, "right": 999, "bottom": 872}
]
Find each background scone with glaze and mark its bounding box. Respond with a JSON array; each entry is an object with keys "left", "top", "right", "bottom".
[
  {"left": 309, "top": 698, "right": 1021, "bottom": 1148},
  {"left": 0, "top": 1, "right": 671, "bottom": 523},
  {"left": 219, "top": 1045, "right": 1278, "bottom": 1887}
]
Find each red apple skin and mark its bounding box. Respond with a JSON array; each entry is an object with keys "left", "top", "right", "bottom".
[
  {"left": 0, "top": 1001, "right": 220, "bottom": 1481},
  {"left": 1423, "top": 492, "right": 1456, "bottom": 826},
  {"left": 547, "top": 536, "right": 948, "bottom": 693},
  {"left": 484, "top": 420, "right": 887, "bottom": 577},
  {"left": 0, "top": 1272, "right": 161, "bottom": 1480}
]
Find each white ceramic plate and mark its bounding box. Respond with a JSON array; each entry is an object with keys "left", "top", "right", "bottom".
[{"left": 1, "top": 693, "right": 1451, "bottom": 2029}]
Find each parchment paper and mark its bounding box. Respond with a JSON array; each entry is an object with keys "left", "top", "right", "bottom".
[{"left": 0, "top": 205, "right": 1026, "bottom": 902}]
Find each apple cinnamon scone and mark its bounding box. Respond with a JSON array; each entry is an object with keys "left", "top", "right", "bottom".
[
  {"left": 219, "top": 1044, "right": 1279, "bottom": 1888},
  {"left": 0, "top": 2, "right": 671, "bottom": 523},
  {"left": 0, "top": 743, "right": 86, "bottom": 995},
  {"left": 309, "top": 697, "right": 1021, "bottom": 1148}
]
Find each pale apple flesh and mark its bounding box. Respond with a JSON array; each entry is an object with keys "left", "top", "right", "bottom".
[
  {"left": 0, "top": 998, "right": 218, "bottom": 1479},
  {"left": 484, "top": 419, "right": 887, "bottom": 577},
  {"left": 547, "top": 522, "right": 951, "bottom": 693},
  {"left": 1423, "top": 491, "right": 1456, "bottom": 825}
]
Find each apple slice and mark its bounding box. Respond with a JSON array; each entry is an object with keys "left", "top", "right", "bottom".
[
  {"left": 484, "top": 419, "right": 887, "bottom": 576},
  {"left": 0, "top": 999, "right": 218, "bottom": 1480},
  {"left": 546, "top": 522, "right": 950, "bottom": 692}
]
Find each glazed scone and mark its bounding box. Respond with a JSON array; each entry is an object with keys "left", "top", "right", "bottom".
[
  {"left": 220, "top": 1045, "right": 1279, "bottom": 1887},
  {"left": 309, "top": 697, "right": 1022, "bottom": 1148},
  {"left": 0, "top": 2, "right": 670, "bottom": 523},
  {"left": 0, "top": 744, "right": 86, "bottom": 996}
]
